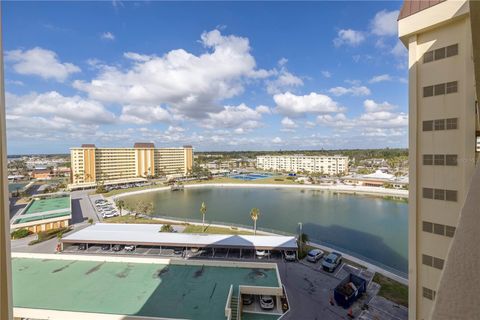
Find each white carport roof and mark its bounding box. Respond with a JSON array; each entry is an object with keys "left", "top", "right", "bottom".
[{"left": 62, "top": 223, "right": 298, "bottom": 250}]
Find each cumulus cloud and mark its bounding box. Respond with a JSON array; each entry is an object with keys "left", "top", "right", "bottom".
[
  {"left": 328, "top": 86, "right": 371, "bottom": 96},
  {"left": 391, "top": 41, "right": 407, "bottom": 58},
  {"left": 201, "top": 103, "right": 264, "bottom": 133},
  {"left": 274, "top": 91, "right": 342, "bottom": 116},
  {"left": 370, "top": 10, "right": 399, "bottom": 36},
  {"left": 272, "top": 137, "right": 282, "bottom": 144},
  {"left": 333, "top": 29, "right": 365, "bottom": 47},
  {"left": 369, "top": 74, "right": 392, "bottom": 83},
  {"left": 266, "top": 69, "right": 303, "bottom": 94},
  {"left": 363, "top": 99, "right": 395, "bottom": 112},
  {"left": 101, "top": 32, "right": 115, "bottom": 40},
  {"left": 73, "top": 29, "right": 270, "bottom": 119},
  {"left": 5, "top": 47, "right": 80, "bottom": 82},
  {"left": 6, "top": 91, "right": 114, "bottom": 124},
  {"left": 321, "top": 71, "right": 332, "bottom": 78},
  {"left": 255, "top": 105, "right": 271, "bottom": 114},
  {"left": 281, "top": 117, "right": 298, "bottom": 130},
  {"left": 119, "top": 105, "right": 172, "bottom": 124}
]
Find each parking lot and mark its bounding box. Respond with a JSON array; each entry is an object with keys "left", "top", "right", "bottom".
[{"left": 62, "top": 243, "right": 286, "bottom": 261}]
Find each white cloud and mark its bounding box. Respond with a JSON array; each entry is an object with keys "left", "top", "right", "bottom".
[
  {"left": 6, "top": 91, "right": 114, "bottom": 124},
  {"left": 369, "top": 74, "right": 392, "bottom": 83},
  {"left": 281, "top": 117, "right": 298, "bottom": 130},
  {"left": 370, "top": 10, "right": 399, "bottom": 36},
  {"left": 272, "top": 137, "right": 282, "bottom": 144},
  {"left": 266, "top": 69, "right": 303, "bottom": 94},
  {"left": 333, "top": 29, "right": 365, "bottom": 47},
  {"left": 101, "top": 31, "right": 115, "bottom": 40},
  {"left": 328, "top": 86, "right": 371, "bottom": 96},
  {"left": 321, "top": 71, "right": 332, "bottom": 78},
  {"left": 391, "top": 41, "right": 407, "bottom": 58},
  {"left": 201, "top": 103, "right": 264, "bottom": 133},
  {"left": 363, "top": 99, "right": 395, "bottom": 112},
  {"left": 6, "top": 47, "right": 80, "bottom": 82},
  {"left": 165, "top": 125, "right": 185, "bottom": 134},
  {"left": 119, "top": 105, "right": 172, "bottom": 125},
  {"left": 74, "top": 29, "right": 270, "bottom": 119},
  {"left": 274, "top": 91, "right": 342, "bottom": 116},
  {"left": 255, "top": 105, "right": 271, "bottom": 114}
]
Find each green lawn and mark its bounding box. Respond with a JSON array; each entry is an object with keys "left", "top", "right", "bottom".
[
  {"left": 183, "top": 224, "right": 253, "bottom": 235},
  {"left": 373, "top": 273, "right": 408, "bottom": 307},
  {"left": 105, "top": 215, "right": 179, "bottom": 225},
  {"left": 101, "top": 184, "right": 165, "bottom": 197}
]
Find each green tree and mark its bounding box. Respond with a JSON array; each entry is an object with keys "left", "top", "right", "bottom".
[
  {"left": 298, "top": 232, "right": 309, "bottom": 255},
  {"left": 115, "top": 199, "right": 125, "bottom": 215},
  {"left": 200, "top": 201, "right": 207, "bottom": 232},
  {"left": 160, "top": 224, "right": 174, "bottom": 232},
  {"left": 250, "top": 208, "right": 260, "bottom": 235},
  {"left": 134, "top": 201, "right": 154, "bottom": 219}
]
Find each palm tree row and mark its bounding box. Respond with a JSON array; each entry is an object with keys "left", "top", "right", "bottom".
[{"left": 199, "top": 201, "right": 261, "bottom": 235}]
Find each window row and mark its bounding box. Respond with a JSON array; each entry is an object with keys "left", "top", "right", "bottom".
[
  {"left": 423, "top": 287, "right": 436, "bottom": 301},
  {"left": 423, "top": 81, "right": 458, "bottom": 97},
  {"left": 422, "top": 221, "right": 456, "bottom": 238},
  {"left": 422, "top": 188, "right": 457, "bottom": 202},
  {"left": 423, "top": 154, "right": 457, "bottom": 166},
  {"left": 423, "top": 44, "right": 458, "bottom": 63},
  {"left": 422, "top": 254, "right": 445, "bottom": 270},
  {"left": 423, "top": 118, "right": 458, "bottom": 131}
]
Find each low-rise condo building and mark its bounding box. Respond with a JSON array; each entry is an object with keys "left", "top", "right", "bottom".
[
  {"left": 70, "top": 143, "right": 193, "bottom": 188},
  {"left": 256, "top": 154, "right": 349, "bottom": 175}
]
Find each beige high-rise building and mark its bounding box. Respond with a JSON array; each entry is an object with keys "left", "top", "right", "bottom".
[
  {"left": 70, "top": 143, "right": 193, "bottom": 187},
  {"left": 256, "top": 155, "right": 349, "bottom": 175},
  {"left": 398, "top": 1, "right": 479, "bottom": 319}
]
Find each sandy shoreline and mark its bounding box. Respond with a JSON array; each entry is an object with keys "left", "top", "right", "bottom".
[{"left": 112, "top": 182, "right": 408, "bottom": 200}]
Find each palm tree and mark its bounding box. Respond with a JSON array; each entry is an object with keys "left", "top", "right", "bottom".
[
  {"left": 250, "top": 208, "right": 260, "bottom": 235},
  {"left": 116, "top": 199, "right": 125, "bottom": 215},
  {"left": 200, "top": 201, "right": 207, "bottom": 232}
]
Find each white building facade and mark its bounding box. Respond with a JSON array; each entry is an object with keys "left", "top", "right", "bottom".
[{"left": 256, "top": 155, "right": 349, "bottom": 175}]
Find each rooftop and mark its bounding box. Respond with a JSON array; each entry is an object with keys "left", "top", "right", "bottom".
[
  {"left": 398, "top": 0, "right": 446, "bottom": 20},
  {"left": 62, "top": 223, "right": 298, "bottom": 250},
  {"left": 23, "top": 195, "right": 70, "bottom": 215},
  {"left": 12, "top": 255, "right": 280, "bottom": 320}
]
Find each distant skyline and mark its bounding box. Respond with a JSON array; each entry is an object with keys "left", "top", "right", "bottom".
[{"left": 3, "top": 1, "right": 407, "bottom": 154}]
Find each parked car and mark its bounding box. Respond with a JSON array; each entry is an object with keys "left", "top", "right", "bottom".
[
  {"left": 242, "top": 294, "right": 254, "bottom": 305},
  {"left": 259, "top": 295, "right": 275, "bottom": 310},
  {"left": 78, "top": 243, "right": 87, "bottom": 251},
  {"left": 306, "top": 249, "right": 324, "bottom": 263},
  {"left": 255, "top": 250, "right": 270, "bottom": 259},
  {"left": 173, "top": 247, "right": 184, "bottom": 256},
  {"left": 112, "top": 244, "right": 123, "bottom": 252},
  {"left": 284, "top": 250, "right": 297, "bottom": 261},
  {"left": 101, "top": 244, "right": 110, "bottom": 251},
  {"left": 124, "top": 245, "right": 135, "bottom": 252},
  {"left": 321, "top": 252, "right": 342, "bottom": 272},
  {"left": 103, "top": 211, "right": 119, "bottom": 218}
]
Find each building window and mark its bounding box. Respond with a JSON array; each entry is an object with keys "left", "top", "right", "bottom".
[
  {"left": 434, "top": 83, "right": 446, "bottom": 95},
  {"left": 446, "top": 44, "right": 458, "bottom": 57},
  {"left": 445, "top": 155, "right": 458, "bottom": 166},
  {"left": 423, "top": 221, "right": 433, "bottom": 233},
  {"left": 423, "top": 287, "right": 436, "bottom": 300},
  {"left": 434, "top": 119, "right": 445, "bottom": 131},
  {"left": 434, "top": 47, "right": 446, "bottom": 60},
  {"left": 446, "top": 118, "right": 458, "bottom": 130},
  {"left": 423, "top": 154, "right": 433, "bottom": 165},
  {"left": 434, "top": 155, "right": 445, "bottom": 166},
  {"left": 423, "top": 188, "right": 434, "bottom": 199},
  {"left": 445, "top": 190, "right": 458, "bottom": 202},
  {"left": 445, "top": 225, "right": 456, "bottom": 238},
  {"left": 434, "top": 189, "right": 445, "bottom": 200},
  {"left": 423, "top": 120, "right": 434, "bottom": 131},
  {"left": 422, "top": 254, "right": 433, "bottom": 266},
  {"left": 446, "top": 81, "right": 458, "bottom": 94},
  {"left": 433, "top": 223, "right": 445, "bottom": 235},
  {"left": 423, "top": 86, "right": 434, "bottom": 97},
  {"left": 423, "top": 51, "right": 434, "bottom": 63},
  {"left": 433, "top": 257, "right": 445, "bottom": 270}
]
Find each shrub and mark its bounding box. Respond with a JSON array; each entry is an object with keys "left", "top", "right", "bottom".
[
  {"left": 274, "top": 178, "right": 284, "bottom": 181},
  {"left": 160, "top": 224, "right": 174, "bottom": 232},
  {"left": 28, "top": 227, "right": 72, "bottom": 246},
  {"left": 88, "top": 218, "right": 94, "bottom": 224},
  {"left": 11, "top": 228, "right": 31, "bottom": 239}
]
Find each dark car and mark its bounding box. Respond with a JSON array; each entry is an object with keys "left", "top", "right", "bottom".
[
  {"left": 112, "top": 244, "right": 124, "bottom": 252},
  {"left": 101, "top": 244, "right": 110, "bottom": 251},
  {"left": 321, "top": 252, "right": 342, "bottom": 272},
  {"left": 78, "top": 243, "right": 87, "bottom": 251},
  {"left": 242, "top": 294, "right": 254, "bottom": 305}
]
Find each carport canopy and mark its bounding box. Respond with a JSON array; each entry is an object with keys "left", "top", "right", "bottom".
[{"left": 62, "top": 223, "right": 298, "bottom": 251}]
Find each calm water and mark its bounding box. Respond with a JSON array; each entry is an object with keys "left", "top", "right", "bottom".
[
  {"left": 123, "top": 187, "right": 408, "bottom": 275},
  {"left": 8, "top": 182, "right": 28, "bottom": 193}
]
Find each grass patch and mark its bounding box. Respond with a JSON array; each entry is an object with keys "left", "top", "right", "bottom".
[
  {"left": 28, "top": 227, "right": 72, "bottom": 246},
  {"left": 11, "top": 228, "right": 31, "bottom": 240},
  {"left": 102, "top": 184, "right": 165, "bottom": 197},
  {"left": 373, "top": 273, "right": 408, "bottom": 307},
  {"left": 105, "top": 215, "right": 174, "bottom": 224},
  {"left": 183, "top": 224, "right": 253, "bottom": 235}
]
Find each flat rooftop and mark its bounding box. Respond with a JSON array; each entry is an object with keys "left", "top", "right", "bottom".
[
  {"left": 13, "top": 194, "right": 71, "bottom": 225},
  {"left": 12, "top": 256, "right": 279, "bottom": 320},
  {"left": 62, "top": 223, "right": 298, "bottom": 250}
]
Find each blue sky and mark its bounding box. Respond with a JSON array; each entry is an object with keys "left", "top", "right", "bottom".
[{"left": 3, "top": 1, "right": 408, "bottom": 154}]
